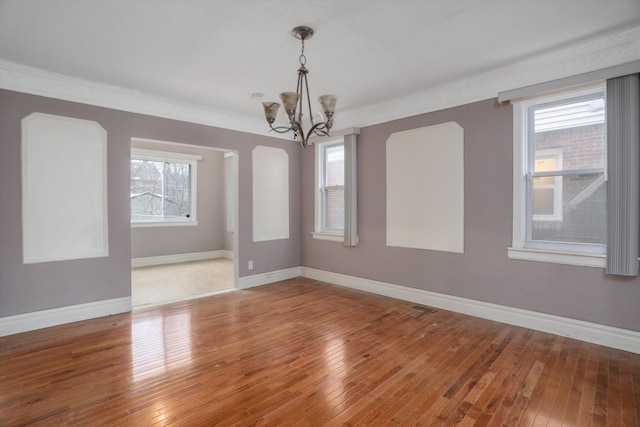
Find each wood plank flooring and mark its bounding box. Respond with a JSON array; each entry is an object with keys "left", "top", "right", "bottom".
[{"left": 1, "top": 278, "right": 639, "bottom": 426}]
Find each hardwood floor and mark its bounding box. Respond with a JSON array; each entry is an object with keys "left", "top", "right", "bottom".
[{"left": 1, "top": 278, "right": 639, "bottom": 426}]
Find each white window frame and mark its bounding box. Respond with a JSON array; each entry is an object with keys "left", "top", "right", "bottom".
[
  {"left": 313, "top": 137, "right": 345, "bottom": 241},
  {"left": 130, "top": 148, "right": 201, "bottom": 227},
  {"left": 508, "top": 83, "right": 607, "bottom": 267}
]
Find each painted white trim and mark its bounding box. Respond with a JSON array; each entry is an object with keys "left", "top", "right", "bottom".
[
  {"left": 131, "top": 250, "right": 232, "bottom": 268},
  {"left": 498, "top": 60, "right": 640, "bottom": 103},
  {"left": 0, "top": 59, "right": 272, "bottom": 138},
  {"left": 507, "top": 247, "right": 606, "bottom": 268},
  {"left": 238, "top": 267, "right": 302, "bottom": 290},
  {"left": 131, "top": 147, "right": 202, "bottom": 162},
  {"left": 315, "top": 138, "right": 346, "bottom": 237},
  {"left": 5, "top": 265, "right": 638, "bottom": 353},
  {"left": 311, "top": 232, "right": 344, "bottom": 242},
  {"left": 301, "top": 267, "right": 640, "bottom": 354},
  {"left": 224, "top": 154, "right": 236, "bottom": 233},
  {"left": 0, "top": 297, "right": 131, "bottom": 337},
  {"left": 510, "top": 84, "right": 608, "bottom": 267},
  {"left": 2, "top": 26, "right": 638, "bottom": 135},
  {"left": 308, "top": 127, "right": 361, "bottom": 145},
  {"left": 335, "top": 25, "right": 640, "bottom": 129},
  {"left": 131, "top": 221, "right": 199, "bottom": 228},
  {"left": 131, "top": 146, "right": 200, "bottom": 225}
]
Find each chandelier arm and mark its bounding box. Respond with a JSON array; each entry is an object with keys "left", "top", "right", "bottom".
[
  {"left": 289, "top": 120, "right": 310, "bottom": 147},
  {"left": 308, "top": 122, "right": 331, "bottom": 138},
  {"left": 303, "top": 72, "right": 315, "bottom": 126},
  {"left": 268, "top": 124, "right": 297, "bottom": 134},
  {"left": 293, "top": 120, "right": 305, "bottom": 140}
]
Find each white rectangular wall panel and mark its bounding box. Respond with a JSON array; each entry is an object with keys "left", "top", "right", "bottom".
[
  {"left": 252, "top": 146, "right": 289, "bottom": 242},
  {"left": 386, "top": 122, "right": 464, "bottom": 253},
  {"left": 21, "top": 113, "right": 108, "bottom": 263}
]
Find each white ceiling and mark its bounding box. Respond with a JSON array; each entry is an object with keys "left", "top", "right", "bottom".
[{"left": 1, "top": 0, "right": 639, "bottom": 134}]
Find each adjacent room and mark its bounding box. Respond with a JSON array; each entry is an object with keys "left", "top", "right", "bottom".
[
  {"left": 1, "top": 1, "right": 639, "bottom": 425},
  {"left": 130, "top": 138, "right": 236, "bottom": 307}
]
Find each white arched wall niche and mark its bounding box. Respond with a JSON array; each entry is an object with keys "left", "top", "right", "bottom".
[
  {"left": 252, "top": 146, "right": 289, "bottom": 242},
  {"left": 386, "top": 121, "right": 464, "bottom": 253},
  {"left": 21, "top": 113, "right": 108, "bottom": 263}
]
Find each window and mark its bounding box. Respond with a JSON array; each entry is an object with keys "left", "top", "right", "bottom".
[
  {"left": 130, "top": 148, "right": 200, "bottom": 226},
  {"left": 312, "top": 129, "right": 360, "bottom": 245},
  {"left": 314, "top": 138, "right": 345, "bottom": 240},
  {"left": 509, "top": 84, "right": 607, "bottom": 266}
]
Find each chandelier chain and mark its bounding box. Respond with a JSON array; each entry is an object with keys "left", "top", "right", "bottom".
[{"left": 299, "top": 38, "right": 307, "bottom": 66}]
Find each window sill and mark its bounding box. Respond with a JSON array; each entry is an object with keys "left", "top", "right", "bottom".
[
  {"left": 312, "top": 232, "right": 343, "bottom": 242},
  {"left": 507, "top": 246, "right": 605, "bottom": 268},
  {"left": 132, "top": 221, "right": 199, "bottom": 228}
]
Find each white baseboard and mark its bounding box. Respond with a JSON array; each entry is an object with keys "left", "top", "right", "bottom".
[
  {"left": 132, "top": 250, "right": 233, "bottom": 268},
  {"left": 0, "top": 297, "right": 131, "bottom": 337},
  {"left": 302, "top": 267, "right": 640, "bottom": 354},
  {"left": 238, "top": 266, "right": 302, "bottom": 290},
  {"left": 6, "top": 265, "right": 637, "bottom": 354}
]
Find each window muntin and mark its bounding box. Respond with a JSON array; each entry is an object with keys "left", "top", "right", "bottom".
[
  {"left": 512, "top": 84, "right": 607, "bottom": 261},
  {"left": 130, "top": 149, "right": 198, "bottom": 225}
]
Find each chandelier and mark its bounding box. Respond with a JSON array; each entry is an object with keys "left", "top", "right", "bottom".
[{"left": 262, "top": 26, "right": 337, "bottom": 147}]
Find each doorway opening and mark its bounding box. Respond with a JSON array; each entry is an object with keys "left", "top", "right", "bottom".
[{"left": 129, "top": 138, "right": 238, "bottom": 308}]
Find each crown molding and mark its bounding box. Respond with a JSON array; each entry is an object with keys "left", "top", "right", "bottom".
[
  {"left": 2, "top": 25, "right": 639, "bottom": 134},
  {"left": 0, "top": 59, "right": 276, "bottom": 138},
  {"left": 336, "top": 24, "right": 640, "bottom": 129}
]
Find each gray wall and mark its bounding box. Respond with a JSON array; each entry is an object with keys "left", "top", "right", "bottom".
[
  {"left": 130, "top": 140, "right": 226, "bottom": 258},
  {"left": 0, "top": 89, "right": 301, "bottom": 317},
  {"left": 301, "top": 98, "right": 640, "bottom": 332},
  {"left": 3, "top": 88, "right": 638, "bottom": 332}
]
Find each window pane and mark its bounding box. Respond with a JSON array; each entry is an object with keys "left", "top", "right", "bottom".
[
  {"left": 534, "top": 156, "right": 557, "bottom": 175},
  {"left": 320, "top": 142, "right": 345, "bottom": 232},
  {"left": 323, "top": 187, "right": 344, "bottom": 230},
  {"left": 131, "top": 159, "right": 164, "bottom": 221},
  {"left": 532, "top": 185, "right": 555, "bottom": 216},
  {"left": 163, "top": 162, "right": 191, "bottom": 220},
  {"left": 131, "top": 158, "right": 192, "bottom": 222},
  {"left": 531, "top": 173, "right": 606, "bottom": 244},
  {"left": 532, "top": 154, "right": 562, "bottom": 219},
  {"left": 324, "top": 145, "right": 344, "bottom": 186},
  {"left": 533, "top": 96, "right": 605, "bottom": 171}
]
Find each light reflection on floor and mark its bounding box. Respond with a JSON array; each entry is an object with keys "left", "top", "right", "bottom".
[
  {"left": 130, "top": 311, "right": 193, "bottom": 382},
  {"left": 323, "top": 337, "right": 347, "bottom": 413}
]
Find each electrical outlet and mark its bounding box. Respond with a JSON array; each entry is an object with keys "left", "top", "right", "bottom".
[{"left": 248, "top": 260, "right": 254, "bottom": 270}]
